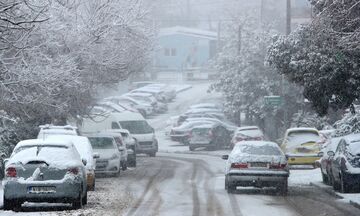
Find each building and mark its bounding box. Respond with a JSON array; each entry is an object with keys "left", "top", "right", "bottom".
[{"left": 153, "top": 26, "right": 217, "bottom": 80}]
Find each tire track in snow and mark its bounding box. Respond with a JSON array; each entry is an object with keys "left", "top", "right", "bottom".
[
  {"left": 191, "top": 164, "right": 201, "bottom": 216},
  {"left": 228, "top": 194, "right": 243, "bottom": 216}
]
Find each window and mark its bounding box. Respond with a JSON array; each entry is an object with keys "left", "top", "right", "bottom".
[
  {"left": 111, "top": 122, "right": 120, "bottom": 129},
  {"left": 164, "top": 48, "right": 170, "bottom": 56},
  {"left": 171, "top": 48, "right": 176, "bottom": 56}
]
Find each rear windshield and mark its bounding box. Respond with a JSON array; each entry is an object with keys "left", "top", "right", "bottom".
[
  {"left": 192, "top": 128, "right": 210, "bottom": 135},
  {"left": 88, "top": 137, "right": 115, "bottom": 149},
  {"left": 119, "top": 120, "right": 153, "bottom": 134},
  {"left": 237, "top": 145, "right": 282, "bottom": 156},
  {"left": 14, "top": 145, "right": 68, "bottom": 154},
  {"left": 237, "top": 128, "right": 263, "bottom": 137},
  {"left": 287, "top": 131, "right": 320, "bottom": 146}
]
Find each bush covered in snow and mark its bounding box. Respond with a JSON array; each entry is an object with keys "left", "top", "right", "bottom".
[{"left": 333, "top": 112, "right": 360, "bottom": 137}]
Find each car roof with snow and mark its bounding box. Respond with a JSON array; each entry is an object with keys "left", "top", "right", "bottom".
[
  {"left": 236, "top": 126, "right": 260, "bottom": 131},
  {"left": 342, "top": 133, "right": 360, "bottom": 144},
  {"left": 15, "top": 139, "right": 74, "bottom": 149}
]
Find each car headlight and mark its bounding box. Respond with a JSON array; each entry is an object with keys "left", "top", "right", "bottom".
[{"left": 109, "top": 154, "right": 119, "bottom": 160}]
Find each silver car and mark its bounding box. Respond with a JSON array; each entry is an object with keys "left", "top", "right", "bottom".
[
  {"left": 3, "top": 139, "right": 87, "bottom": 210},
  {"left": 222, "top": 141, "right": 289, "bottom": 195}
]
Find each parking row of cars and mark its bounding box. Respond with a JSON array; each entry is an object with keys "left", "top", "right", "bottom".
[{"left": 2, "top": 81, "right": 180, "bottom": 211}]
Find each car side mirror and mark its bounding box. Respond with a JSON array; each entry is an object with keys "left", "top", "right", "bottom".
[
  {"left": 3, "top": 158, "right": 9, "bottom": 166},
  {"left": 82, "top": 159, "right": 87, "bottom": 166},
  {"left": 221, "top": 155, "right": 229, "bottom": 160},
  {"left": 93, "top": 153, "right": 100, "bottom": 159},
  {"left": 327, "top": 151, "right": 335, "bottom": 157},
  {"left": 318, "top": 151, "right": 324, "bottom": 157}
]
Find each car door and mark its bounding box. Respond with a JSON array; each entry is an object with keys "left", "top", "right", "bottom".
[{"left": 332, "top": 140, "right": 345, "bottom": 182}]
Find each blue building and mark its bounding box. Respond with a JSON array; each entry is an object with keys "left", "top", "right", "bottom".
[{"left": 153, "top": 26, "right": 217, "bottom": 76}]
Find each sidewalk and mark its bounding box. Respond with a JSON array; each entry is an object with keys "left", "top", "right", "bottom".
[{"left": 310, "top": 181, "right": 360, "bottom": 209}]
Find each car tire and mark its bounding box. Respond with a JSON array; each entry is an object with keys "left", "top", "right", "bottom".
[
  {"left": 3, "top": 197, "right": 20, "bottom": 211},
  {"left": 340, "top": 174, "right": 350, "bottom": 193},
  {"left": 321, "top": 172, "right": 329, "bottom": 185},
  {"left": 73, "top": 191, "right": 83, "bottom": 209},
  {"left": 227, "top": 183, "right": 236, "bottom": 193},
  {"left": 148, "top": 151, "right": 156, "bottom": 157},
  {"left": 278, "top": 180, "right": 288, "bottom": 195},
  {"left": 333, "top": 178, "right": 341, "bottom": 191},
  {"left": 122, "top": 161, "right": 127, "bottom": 171},
  {"left": 82, "top": 190, "right": 88, "bottom": 205},
  {"left": 189, "top": 146, "right": 195, "bottom": 151},
  {"left": 225, "top": 176, "right": 228, "bottom": 190},
  {"left": 128, "top": 157, "right": 137, "bottom": 167}
]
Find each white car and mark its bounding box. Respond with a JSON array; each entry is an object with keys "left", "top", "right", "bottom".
[
  {"left": 105, "top": 96, "right": 153, "bottom": 118},
  {"left": 231, "top": 126, "right": 265, "bottom": 148},
  {"left": 222, "top": 141, "right": 289, "bottom": 194},
  {"left": 45, "top": 135, "right": 98, "bottom": 191},
  {"left": 87, "top": 134, "right": 123, "bottom": 176},
  {"left": 37, "top": 124, "right": 78, "bottom": 139}
]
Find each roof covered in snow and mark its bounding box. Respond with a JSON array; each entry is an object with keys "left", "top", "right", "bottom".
[{"left": 158, "top": 26, "right": 217, "bottom": 40}]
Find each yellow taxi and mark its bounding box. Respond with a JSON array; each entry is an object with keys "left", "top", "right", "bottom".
[{"left": 280, "top": 127, "right": 322, "bottom": 167}]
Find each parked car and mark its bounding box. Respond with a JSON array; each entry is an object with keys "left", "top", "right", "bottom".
[
  {"left": 105, "top": 96, "right": 153, "bottom": 118},
  {"left": 222, "top": 141, "right": 289, "bottom": 194},
  {"left": 96, "top": 101, "right": 128, "bottom": 113},
  {"left": 188, "top": 123, "right": 231, "bottom": 151},
  {"left": 125, "top": 92, "right": 168, "bottom": 113},
  {"left": 76, "top": 112, "right": 158, "bottom": 157},
  {"left": 328, "top": 134, "right": 360, "bottom": 193},
  {"left": 318, "top": 136, "right": 342, "bottom": 185},
  {"left": 3, "top": 139, "right": 88, "bottom": 210},
  {"left": 146, "top": 83, "right": 176, "bottom": 101},
  {"left": 131, "top": 87, "right": 167, "bottom": 103},
  {"left": 230, "top": 126, "right": 265, "bottom": 148},
  {"left": 87, "top": 134, "right": 122, "bottom": 176},
  {"left": 37, "top": 124, "right": 78, "bottom": 139},
  {"left": 46, "top": 135, "right": 99, "bottom": 191},
  {"left": 189, "top": 103, "right": 221, "bottom": 110},
  {"left": 116, "top": 129, "right": 137, "bottom": 167},
  {"left": 280, "top": 127, "right": 322, "bottom": 167},
  {"left": 170, "top": 120, "right": 215, "bottom": 144}
]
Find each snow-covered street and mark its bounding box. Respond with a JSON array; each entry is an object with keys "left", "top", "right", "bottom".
[{"left": 1, "top": 83, "right": 359, "bottom": 216}]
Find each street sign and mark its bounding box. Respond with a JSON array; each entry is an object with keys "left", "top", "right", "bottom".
[{"left": 264, "top": 96, "right": 282, "bottom": 106}]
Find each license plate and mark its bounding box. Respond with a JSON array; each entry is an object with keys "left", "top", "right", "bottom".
[
  {"left": 28, "top": 186, "right": 56, "bottom": 194},
  {"left": 250, "top": 162, "right": 268, "bottom": 168}
]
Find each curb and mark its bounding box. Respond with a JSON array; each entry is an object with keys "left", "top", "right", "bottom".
[{"left": 310, "top": 182, "right": 360, "bottom": 210}]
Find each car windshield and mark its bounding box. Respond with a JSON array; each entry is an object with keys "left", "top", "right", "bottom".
[
  {"left": 287, "top": 131, "right": 320, "bottom": 146},
  {"left": 119, "top": 120, "right": 153, "bottom": 134},
  {"left": 88, "top": 137, "right": 115, "bottom": 149}
]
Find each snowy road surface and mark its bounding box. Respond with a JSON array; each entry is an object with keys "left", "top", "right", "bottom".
[{"left": 1, "top": 82, "right": 360, "bottom": 216}]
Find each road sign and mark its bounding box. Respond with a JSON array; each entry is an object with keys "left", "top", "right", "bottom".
[{"left": 264, "top": 96, "right": 282, "bottom": 106}]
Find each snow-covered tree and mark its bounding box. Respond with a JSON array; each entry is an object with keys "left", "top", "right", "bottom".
[{"left": 267, "top": 0, "right": 360, "bottom": 116}]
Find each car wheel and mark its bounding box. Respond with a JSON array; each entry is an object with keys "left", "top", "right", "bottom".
[
  {"left": 73, "top": 191, "right": 83, "bottom": 209},
  {"left": 189, "top": 146, "right": 195, "bottom": 151},
  {"left": 227, "top": 183, "right": 236, "bottom": 193},
  {"left": 82, "top": 190, "right": 88, "bottom": 205},
  {"left": 321, "top": 172, "right": 329, "bottom": 184},
  {"left": 128, "top": 157, "right": 136, "bottom": 167},
  {"left": 278, "top": 180, "right": 288, "bottom": 195},
  {"left": 3, "top": 197, "right": 20, "bottom": 211},
  {"left": 225, "top": 176, "right": 228, "bottom": 190},
  {"left": 122, "top": 161, "right": 127, "bottom": 171},
  {"left": 148, "top": 151, "right": 156, "bottom": 157},
  {"left": 333, "top": 178, "right": 341, "bottom": 191},
  {"left": 340, "top": 174, "right": 350, "bottom": 193}
]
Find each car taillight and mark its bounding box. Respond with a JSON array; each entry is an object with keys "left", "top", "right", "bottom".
[
  {"left": 269, "top": 163, "right": 287, "bottom": 169},
  {"left": 68, "top": 168, "right": 79, "bottom": 175},
  {"left": 231, "top": 163, "right": 248, "bottom": 169},
  {"left": 6, "top": 167, "right": 17, "bottom": 177}
]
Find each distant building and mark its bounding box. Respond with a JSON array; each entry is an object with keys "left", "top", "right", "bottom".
[
  {"left": 291, "top": 0, "right": 312, "bottom": 30},
  {"left": 153, "top": 26, "right": 217, "bottom": 80}
]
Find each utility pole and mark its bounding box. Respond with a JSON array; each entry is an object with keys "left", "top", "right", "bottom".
[
  {"left": 237, "top": 25, "right": 242, "bottom": 127},
  {"left": 286, "top": 0, "right": 291, "bottom": 35}
]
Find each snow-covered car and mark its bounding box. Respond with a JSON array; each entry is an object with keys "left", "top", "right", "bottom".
[
  {"left": 146, "top": 83, "right": 176, "bottom": 101},
  {"left": 318, "top": 136, "right": 342, "bottom": 185},
  {"left": 170, "top": 120, "right": 216, "bottom": 144},
  {"left": 222, "top": 141, "right": 289, "bottom": 194},
  {"left": 280, "top": 127, "right": 322, "bottom": 167},
  {"left": 116, "top": 129, "right": 137, "bottom": 167},
  {"left": 87, "top": 134, "right": 123, "bottom": 176},
  {"left": 105, "top": 96, "right": 153, "bottom": 118},
  {"left": 230, "top": 126, "right": 265, "bottom": 148},
  {"left": 3, "top": 139, "right": 88, "bottom": 210},
  {"left": 125, "top": 92, "right": 168, "bottom": 113},
  {"left": 131, "top": 87, "right": 167, "bottom": 103},
  {"left": 328, "top": 134, "right": 360, "bottom": 193},
  {"left": 37, "top": 124, "right": 78, "bottom": 139},
  {"left": 188, "top": 123, "right": 232, "bottom": 151},
  {"left": 45, "top": 135, "right": 99, "bottom": 191},
  {"left": 96, "top": 101, "right": 128, "bottom": 113}
]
